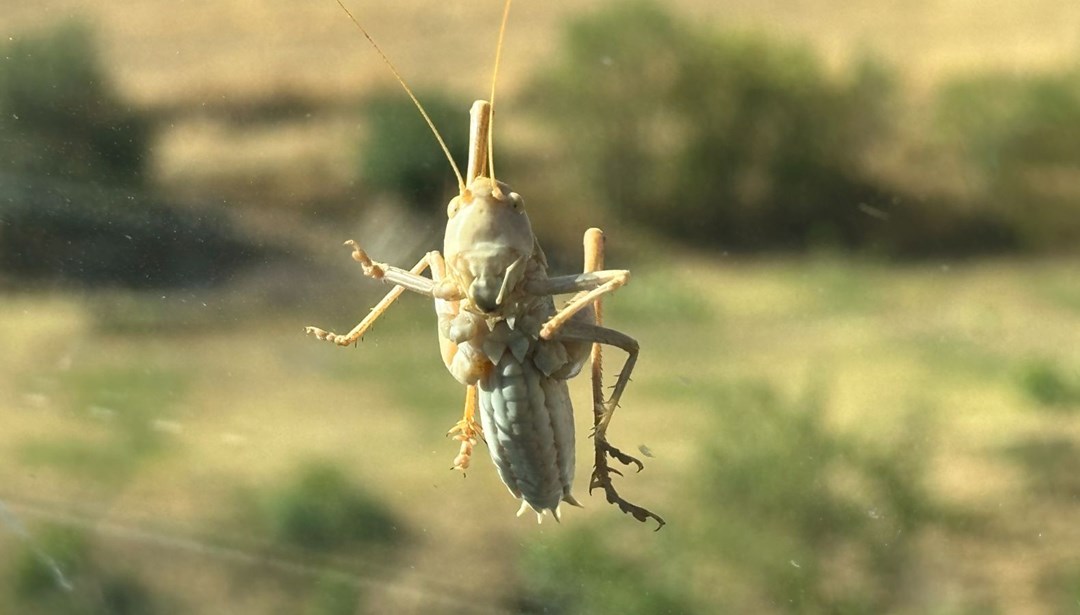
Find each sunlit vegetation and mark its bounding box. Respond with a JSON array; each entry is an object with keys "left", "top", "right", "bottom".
[
  {"left": 1019, "top": 359, "right": 1080, "bottom": 410},
  {"left": 7, "top": 525, "right": 161, "bottom": 615},
  {"left": 0, "top": 22, "right": 271, "bottom": 290},
  {"left": 259, "top": 462, "right": 405, "bottom": 552},
  {"left": 360, "top": 91, "right": 469, "bottom": 212},
  {"left": 2, "top": 0, "right": 1078, "bottom": 612},
  {"left": 0, "top": 20, "right": 147, "bottom": 186},
  {"left": 526, "top": 1, "right": 1080, "bottom": 256}
]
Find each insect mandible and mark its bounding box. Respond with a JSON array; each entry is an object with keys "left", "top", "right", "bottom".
[{"left": 305, "top": 0, "right": 664, "bottom": 528}]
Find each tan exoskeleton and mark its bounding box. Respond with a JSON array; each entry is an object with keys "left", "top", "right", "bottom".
[{"left": 306, "top": 0, "right": 663, "bottom": 528}]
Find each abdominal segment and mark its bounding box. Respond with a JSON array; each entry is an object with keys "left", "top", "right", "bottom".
[{"left": 478, "top": 351, "right": 576, "bottom": 517}]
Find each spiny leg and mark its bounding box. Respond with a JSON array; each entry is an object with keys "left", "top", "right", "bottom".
[
  {"left": 559, "top": 229, "right": 664, "bottom": 528},
  {"left": 584, "top": 231, "right": 638, "bottom": 512},
  {"left": 557, "top": 316, "right": 661, "bottom": 528},
  {"left": 447, "top": 385, "right": 483, "bottom": 473},
  {"left": 554, "top": 230, "right": 637, "bottom": 437},
  {"left": 583, "top": 228, "right": 608, "bottom": 436}
]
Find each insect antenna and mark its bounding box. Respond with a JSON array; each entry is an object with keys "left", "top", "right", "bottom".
[
  {"left": 333, "top": 0, "right": 466, "bottom": 195},
  {"left": 486, "top": 0, "right": 513, "bottom": 198}
]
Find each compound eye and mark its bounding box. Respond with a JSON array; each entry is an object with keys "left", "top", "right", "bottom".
[{"left": 509, "top": 192, "right": 524, "bottom": 212}]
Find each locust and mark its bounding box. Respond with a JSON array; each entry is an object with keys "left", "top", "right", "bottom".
[{"left": 306, "top": 0, "right": 664, "bottom": 528}]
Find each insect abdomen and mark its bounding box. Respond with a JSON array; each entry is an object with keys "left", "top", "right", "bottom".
[{"left": 479, "top": 351, "right": 577, "bottom": 518}]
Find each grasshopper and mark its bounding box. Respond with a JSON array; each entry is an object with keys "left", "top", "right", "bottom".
[{"left": 306, "top": 0, "right": 663, "bottom": 528}]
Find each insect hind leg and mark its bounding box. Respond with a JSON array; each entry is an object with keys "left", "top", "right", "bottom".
[{"left": 570, "top": 229, "right": 665, "bottom": 529}]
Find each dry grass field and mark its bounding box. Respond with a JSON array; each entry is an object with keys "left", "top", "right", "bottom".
[
  {"left": 2, "top": 256, "right": 1078, "bottom": 613},
  {"left": 4, "top": 0, "right": 1080, "bottom": 208},
  {"left": 4, "top": 0, "right": 1079, "bottom": 104}
]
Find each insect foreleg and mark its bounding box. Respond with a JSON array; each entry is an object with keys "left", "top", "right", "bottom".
[
  {"left": 344, "top": 240, "right": 437, "bottom": 296},
  {"left": 305, "top": 248, "right": 431, "bottom": 346},
  {"left": 305, "top": 242, "right": 462, "bottom": 345}
]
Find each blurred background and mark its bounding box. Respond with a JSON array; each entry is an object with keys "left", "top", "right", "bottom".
[{"left": 2, "top": 0, "right": 1079, "bottom": 612}]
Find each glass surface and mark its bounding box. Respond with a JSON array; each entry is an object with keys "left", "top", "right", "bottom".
[{"left": 2, "top": 1, "right": 1078, "bottom": 613}]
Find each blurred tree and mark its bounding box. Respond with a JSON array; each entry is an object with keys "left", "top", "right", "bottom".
[
  {"left": 675, "top": 37, "right": 896, "bottom": 250},
  {"left": 936, "top": 70, "right": 1080, "bottom": 251},
  {"left": 262, "top": 462, "right": 405, "bottom": 552},
  {"left": 0, "top": 20, "right": 270, "bottom": 290},
  {"left": 360, "top": 90, "right": 468, "bottom": 212},
  {"left": 0, "top": 178, "right": 266, "bottom": 289},
  {"left": 0, "top": 20, "right": 148, "bottom": 186},
  {"left": 528, "top": 1, "right": 896, "bottom": 252}
]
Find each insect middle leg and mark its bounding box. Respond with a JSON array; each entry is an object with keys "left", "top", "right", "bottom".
[
  {"left": 523, "top": 236, "right": 630, "bottom": 340},
  {"left": 425, "top": 250, "right": 484, "bottom": 472},
  {"left": 447, "top": 384, "right": 481, "bottom": 472}
]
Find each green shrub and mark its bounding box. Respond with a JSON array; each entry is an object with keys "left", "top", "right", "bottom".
[
  {"left": 0, "top": 176, "right": 269, "bottom": 289},
  {"left": 689, "top": 382, "right": 959, "bottom": 612},
  {"left": 306, "top": 574, "right": 361, "bottom": 615},
  {"left": 694, "top": 384, "right": 947, "bottom": 612},
  {"left": 514, "top": 381, "right": 968, "bottom": 613},
  {"left": 516, "top": 529, "right": 698, "bottom": 615},
  {"left": 1019, "top": 359, "right": 1080, "bottom": 409},
  {"left": 1003, "top": 437, "right": 1080, "bottom": 499},
  {"left": 10, "top": 524, "right": 159, "bottom": 615},
  {"left": 0, "top": 21, "right": 272, "bottom": 290},
  {"left": 360, "top": 90, "right": 468, "bottom": 211},
  {"left": 935, "top": 70, "right": 1080, "bottom": 251},
  {"left": 263, "top": 462, "right": 404, "bottom": 551},
  {"left": 0, "top": 20, "right": 148, "bottom": 186},
  {"left": 528, "top": 1, "right": 898, "bottom": 252}
]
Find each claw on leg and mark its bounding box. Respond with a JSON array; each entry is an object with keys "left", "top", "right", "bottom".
[
  {"left": 591, "top": 401, "right": 644, "bottom": 473},
  {"left": 344, "top": 240, "right": 385, "bottom": 279},
  {"left": 590, "top": 432, "right": 665, "bottom": 530},
  {"left": 304, "top": 325, "right": 353, "bottom": 346},
  {"left": 447, "top": 385, "right": 483, "bottom": 473}
]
